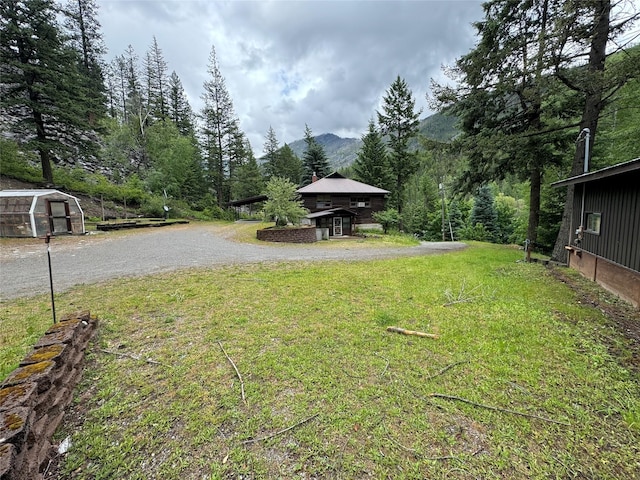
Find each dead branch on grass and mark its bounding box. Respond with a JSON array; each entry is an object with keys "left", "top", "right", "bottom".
[
  {"left": 374, "top": 352, "right": 390, "bottom": 377},
  {"left": 241, "top": 413, "right": 319, "bottom": 445},
  {"left": 100, "top": 349, "right": 163, "bottom": 365},
  {"left": 386, "top": 326, "right": 439, "bottom": 338},
  {"left": 429, "top": 393, "right": 570, "bottom": 426},
  {"left": 424, "top": 360, "right": 469, "bottom": 381},
  {"left": 218, "top": 341, "right": 246, "bottom": 404},
  {"left": 383, "top": 422, "right": 478, "bottom": 462},
  {"left": 443, "top": 280, "right": 489, "bottom": 307}
]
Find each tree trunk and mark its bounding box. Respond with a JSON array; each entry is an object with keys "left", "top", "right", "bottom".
[
  {"left": 39, "top": 147, "right": 53, "bottom": 185},
  {"left": 32, "top": 108, "right": 54, "bottom": 184},
  {"left": 551, "top": 0, "right": 610, "bottom": 263}
]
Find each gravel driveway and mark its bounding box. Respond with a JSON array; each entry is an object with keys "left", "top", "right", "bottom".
[{"left": 0, "top": 223, "right": 466, "bottom": 300}]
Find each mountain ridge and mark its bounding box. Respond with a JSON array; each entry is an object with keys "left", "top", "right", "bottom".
[{"left": 284, "top": 112, "right": 459, "bottom": 170}]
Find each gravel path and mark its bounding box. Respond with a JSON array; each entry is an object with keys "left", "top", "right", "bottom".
[{"left": 0, "top": 223, "right": 466, "bottom": 300}]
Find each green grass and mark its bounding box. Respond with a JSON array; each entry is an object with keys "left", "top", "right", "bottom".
[{"left": 1, "top": 242, "right": 639, "bottom": 479}]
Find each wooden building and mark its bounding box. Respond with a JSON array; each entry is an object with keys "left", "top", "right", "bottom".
[
  {"left": 552, "top": 158, "right": 639, "bottom": 307},
  {"left": 297, "top": 172, "right": 389, "bottom": 237},
  {"left": 0, "top": 189, "right": 85, "bottom": 238}
]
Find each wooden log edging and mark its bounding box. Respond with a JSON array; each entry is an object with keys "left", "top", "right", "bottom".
[{"left": 0, "top": 311, "right": 98, "bottom": 480}]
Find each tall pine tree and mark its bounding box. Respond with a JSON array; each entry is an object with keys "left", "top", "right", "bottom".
[
  {"left": 200, "top": 45, "right": 237, "bottom": 205},
  {"left": 1, "top": 0, "right": 96, "bottom": 183},
  {"left": 167, "top": 71, "right": 194, "bottom": 135},
  {"left": 144, "top": 36, "right": 168, "bottom": 122},
  {"left": 377, "top": 76, "right": 421, "bottom": 220},
  {"left": 61, "top": 0, "right": 107, "bottom": 126}
]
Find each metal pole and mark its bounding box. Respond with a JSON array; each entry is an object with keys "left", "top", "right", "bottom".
[
  {"left": 45, "top": 233, "right": 56, "bottom": 323},
  {"left": 439, "top": 182, "right": 446, "bottom": 241}
]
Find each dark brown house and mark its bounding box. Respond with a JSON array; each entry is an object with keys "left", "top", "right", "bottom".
[
  {"left": 552, "top": 158, "right": 639, "bottom": 307},
  {"left": 297, "top": 172, "right": 389, "bottom": 237}
]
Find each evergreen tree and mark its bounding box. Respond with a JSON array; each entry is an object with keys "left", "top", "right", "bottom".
[
  {"left": 0, "top": 0, "right": 96, "bottom": 183},
  {"left": 262, "top": 126, "right": 280, "bottom": 180},
  {"left": 301, "top": 125, "right": 331, "bottom": 185},
  {"left": 106, "top": 54, "right": 128, "bottom": 121},
  {"left": 167, "top": 71, "right": 194, "bottom": 135},
  {"left": 277, "top": 143, "right": 303, "bottom": 186},
  {"left": 144, "top": 36, "right": 168, "bottom": 122},
  {"left": 432, "top": 0, "right": 569, "bottom": 252},
  {"left": 123, "top": 44, "right": 144, "bottom": 117},
  {"left": 447, "top": 199, "right": 467, "bottom": 241},
  {"left": 200, "top": 45, "right": 236, "bottom": 206},
  {"left": 233, "top": 152, "right": 264, "bottom": 201},
  {"left": 470, "top": 185, "right": 498, "bottom": 241},
  {"left": 377, "top": 76, "right": 421, "bottom": 219},
  {"left": 353, "top": 119, "right": 393, "bottom": 191},
  {"left": 61, "top": 0, "right": 107, "bottom": 125},
  {"left": 118, "top": 45, "right": 152, "bottom": 173},
  {"left": 494, "top": 193, "right": 518, "bottom": 244},
  {"left": 226, "top": 120, "right": 249, "bottom": 201}
]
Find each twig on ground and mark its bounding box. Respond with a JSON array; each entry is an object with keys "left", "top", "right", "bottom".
[
  {"left": 425, "top": 360, "right": 469, "bottom": 381},
  {"left": 218, "top": 341, "right": 246, "bottom": 404},
  {"left": 383, "top": 422, "right": 471, "bottom": 462},
  {"left": 241, "top": 413, "right": 319, "bottom": 445},
  {"left": 374, "top": 352, "right": 390, "bottom": 377},
  {"left": 429, "top": 393, "right": 570, "bottom": 426},
  {"left": 100, "top": 349, "right": 163, "bottom": 365},
  {"left": 386, "top": 326, "right": 439, "bottom": 339},
  {"left": 443, "top": 280, "right": 484, "bottom": 307}
]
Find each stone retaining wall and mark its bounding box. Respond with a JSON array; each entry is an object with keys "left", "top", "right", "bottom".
[
  {"left": 256, "top": 226, "right": 317, "bottom": 243},
  {"left": 0, "top": 311, "right": 98, "bottom": 480}
]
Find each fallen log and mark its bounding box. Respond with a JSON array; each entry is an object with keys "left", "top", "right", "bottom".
[{"left": 386, "top": 326, "right": 438, "bottom": 339}]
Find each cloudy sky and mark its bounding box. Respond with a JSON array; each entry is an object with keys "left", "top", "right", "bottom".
[{"left": 97, "top": 0, "right": 485, "bottom": 153}]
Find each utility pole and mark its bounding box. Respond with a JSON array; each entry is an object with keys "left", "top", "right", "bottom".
[{"left": 439, "top": 181, "right": 446, "bottom": 241}]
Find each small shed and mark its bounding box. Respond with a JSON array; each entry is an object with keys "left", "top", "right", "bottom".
[
  {"left": 552, "top": 158, "right": 639, "bottom": 307},
  {"left": 0, "top": 189, "right": 85, "bottom": 238}
]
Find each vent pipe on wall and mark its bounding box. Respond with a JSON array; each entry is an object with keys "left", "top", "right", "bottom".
[{"left": 581, "top": 128, "right": 590, "bottom": 173}]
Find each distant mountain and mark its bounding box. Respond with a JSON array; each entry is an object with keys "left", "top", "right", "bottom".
[
  {"left": 417, "top": 112, "right": 459, "bottom": 142},
  {"left": 284, "top": 112, "right": 459, "bottom": 170},
  {"left": 287, "top": 133, "right": 361, "bottom": 170}
]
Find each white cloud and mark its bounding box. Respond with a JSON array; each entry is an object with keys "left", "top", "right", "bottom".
[{"left": 97, "top": 0, "right": 484, "bottom": 154}]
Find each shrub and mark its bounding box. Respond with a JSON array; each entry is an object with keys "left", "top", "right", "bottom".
[
  {"left": 372, "top": 208, "right": 400, "bottom": 234},
  {"left": 261, "top": 177, "right": 308, "bottom": 226}
]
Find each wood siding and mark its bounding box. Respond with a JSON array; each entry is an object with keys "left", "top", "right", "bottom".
[
  {"left": 571, "top": 169, "right": 640, "bottom": 272},
  {"left": 301, "top": 194, "right": 386, "bottom": 224}
]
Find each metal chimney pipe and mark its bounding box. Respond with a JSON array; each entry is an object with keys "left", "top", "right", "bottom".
[{"left": 582, "top": 128, "right": 590, "bottom": 173}]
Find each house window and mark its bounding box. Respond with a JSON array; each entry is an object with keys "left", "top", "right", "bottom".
[
  {"left": 316, "top": 195, "right": 332, "bottom": 208},
  {"left": 585, "top": 212, "right": 601, "bottom": 234},
  {"left": 350, "top": 197, "right": 370, "bottom": 208}
]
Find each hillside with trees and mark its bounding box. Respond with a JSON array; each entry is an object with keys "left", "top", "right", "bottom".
[{"left": 1, "top": 0, "right": 638, "bottom": 255}]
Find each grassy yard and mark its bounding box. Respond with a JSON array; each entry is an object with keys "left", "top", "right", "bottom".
[{"left": 1, "top": 241, "right": 639, "bottom": 479}]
